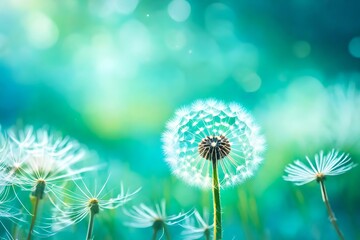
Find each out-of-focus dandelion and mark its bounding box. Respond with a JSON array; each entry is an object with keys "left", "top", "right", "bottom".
[
  {"left": 124, "top": 200, "right": 188, "bottom": 240},
  {"left": 50, "top": 177, "right": 140, "bottom": 240},
  {"left": 0, "top": 183, "right": 24, "bottom": 240},
  {"left": 181, "top": 209, "right": 213, "bottom": 240},
  {"left": 284, "top": 149, "right": 356, "bottom": 185},
  {"left": 326, "top": 82, "right": 360, "bottom": 148},
  {"left": 5, "top": 126, "right": 96, "bottom": 240},
  {"left": 162, "top": 99, "right": 265, "bottom": 239},
  {"left": 284, "top": 149, "right": 357, "bottom": 240}
]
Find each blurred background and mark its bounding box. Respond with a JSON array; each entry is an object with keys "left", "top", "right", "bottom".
[{"left": 1, "top": 0, "right": 360, "bottom": 239}]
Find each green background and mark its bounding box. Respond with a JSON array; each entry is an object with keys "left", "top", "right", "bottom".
[{"left": 0, "top": 0, "right": 359, "bottom": 239}]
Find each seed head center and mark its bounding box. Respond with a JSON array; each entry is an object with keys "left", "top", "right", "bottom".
[
  {"left": 32, "top": 179, "right": 46, "bottom": 199},
  {"left": 316, "top": 172, "right": 325, "bottom": 182},
  {"left": 89, "top": 198, "right": 100, "bottom": 215},
  {"left": 198, "top": 135, "right": 231, "bottom": 162}
]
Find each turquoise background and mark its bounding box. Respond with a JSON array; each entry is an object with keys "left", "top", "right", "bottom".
[{"left": 0, "top": 0, "right": 360, "bottom": 239}]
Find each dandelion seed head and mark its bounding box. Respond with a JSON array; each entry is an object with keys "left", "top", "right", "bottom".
[
  {"left": 124, "top": 200, "right": 188, "bottom": 229},
  {"left": 162, "top": 99, "right": 265, "bottom": 188},
  {"left": 49, "top": 178, "right": 139, "bottom": 233},
  {"left": 284, "top": 149, "right": 357, "bottom": 185},
  {"left": 153, "top": 219, "right": 164, "bottom": 231},
  {"left": 198, "top": 135, "right": 231, "bottom": 162},
  {"left": 88, "top": 198, "right": 100, "bottom": 215},
  {"left": 32, "top": 179, "right": 46, "bottom": 199},
  {"left": 181, "top": 209, "right": 213, "bottom": 240},
  {"left": 0, "top": 125, "right": 98, "bottom": 213},
  {"left": 315, "top": 172, "right": 325, "bottom": 182}
]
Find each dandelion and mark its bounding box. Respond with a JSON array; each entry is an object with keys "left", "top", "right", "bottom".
[
  {"left": 6, "top": 126, "right": 95, "bottom": 240},
  {"left": 50, "top": 177, "right": 140, "bottom": 240},
  {"left": 124, "top": 200, "right": 188, "bottom": 240},
  {"left": 181, "top": 209, "right": 213, "bottom": 240},
  {"left": 284, "top": 149, "right": 357, "bottom": 240},
  {"left": 162, "top": 99, "right": 265, "bottom": 239}
]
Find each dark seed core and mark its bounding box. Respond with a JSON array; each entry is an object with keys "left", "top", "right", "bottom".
[
  {"left": 153, "top": 219, "right": 164, "bottom": 231},
  {"left": 32, "top": 179, "right": 46, "bottom": 199},
  {"left": 198, "top": 135, "right": 231, "bottom": 162},
  {"left": 316, "top": 173, "right": 325, "bottom": 182},
  {"left": 89, "top": 198, "right": 100, "bottom": 215}
]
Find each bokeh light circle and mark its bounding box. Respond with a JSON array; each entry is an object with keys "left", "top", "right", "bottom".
[
  {"left": 167, "top": 0, "right": 191, "bottom": 22},
  {"left": 348, "top": 36, "right": 360, "bottom": 58},
  {"left": 24, "top": 12, "right": 59, "bottom": 49},
  {"left": 292, "top": 41, "right": 311, "bottom": 58}
]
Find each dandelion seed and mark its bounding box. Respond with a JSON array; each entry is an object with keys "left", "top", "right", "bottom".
[
  {"left": 162, "top": 99, "right": 265, "bottom": 239},
  {"left": 124, "top": 200, "right": 188, "bottom": 240},
  {"left": 181, "top": 209, "right": 213, "bottom": 240},
  {"left": 284, "top": 149, "right": 356, "bottom": 186},
  {"left": 284, "top": 149, "right": 356, "bottom": 240},
  {"left": 49, "top": 177, "right": 140, "bottom": 240}
]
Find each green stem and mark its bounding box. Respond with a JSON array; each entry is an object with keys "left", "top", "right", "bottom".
[
  {"left": 212, "top": 160, "right": 222, "bottom": 240},
  {"left": 151, "top": 228, "right": 158, "bottom": 240},
  {"left": 151, "top": 223, "right": 171, "bottom": 240},
  {"left": 163, "top": 224, "right": 171, "bottom": 240},
  {"left": 27, "top": 180, "right": 45, "bottom": 240},
  {"left": 319, "top": 180, "right": 345, "bottom": 240},
  {"left": 86, "top": 211, "right": 96, "bottom": 240},
  {"left": 27, "top": 196, "right": 40, "bottom": 240},
  {"left": 205, "top": 228, "right": 211, "bottom": 240}
]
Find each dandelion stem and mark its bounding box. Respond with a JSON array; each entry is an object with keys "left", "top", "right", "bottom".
[
  {"left": 27, "top": 180, "right": 46, "bottom": 240},
  {"left": 86, "top": 211, "right": 96, "bottom": 240},
  {"left": 152, "top": 221, "right": 171, "bottom": 240},
  {"left": 27, "top": 196, "right": 40, "bottom": 240},
  {"left": 87, "top": 199, "right": 100, "bottom": 240},
  {"left": 152, "top": 228, "right": 158, "bottom": 240},
  {"left": 205, "top": 229, "right": 211, "bottom": 240},
  {"left": 163, "top": 224, "right": 171, "bottom": 240},
  {"left": 212, "top": 160, "right": 222, "bottom": 240},
  {"left": 319, "top": 180, "right": 345, "bottom": 240}
]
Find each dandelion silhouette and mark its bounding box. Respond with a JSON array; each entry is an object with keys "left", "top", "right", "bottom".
[
  {"left": 284, "top": 149, "right": 357, "bottom": 240},
  {"left": 162, "top": 99, "right": 265, "bottom": 239}
]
